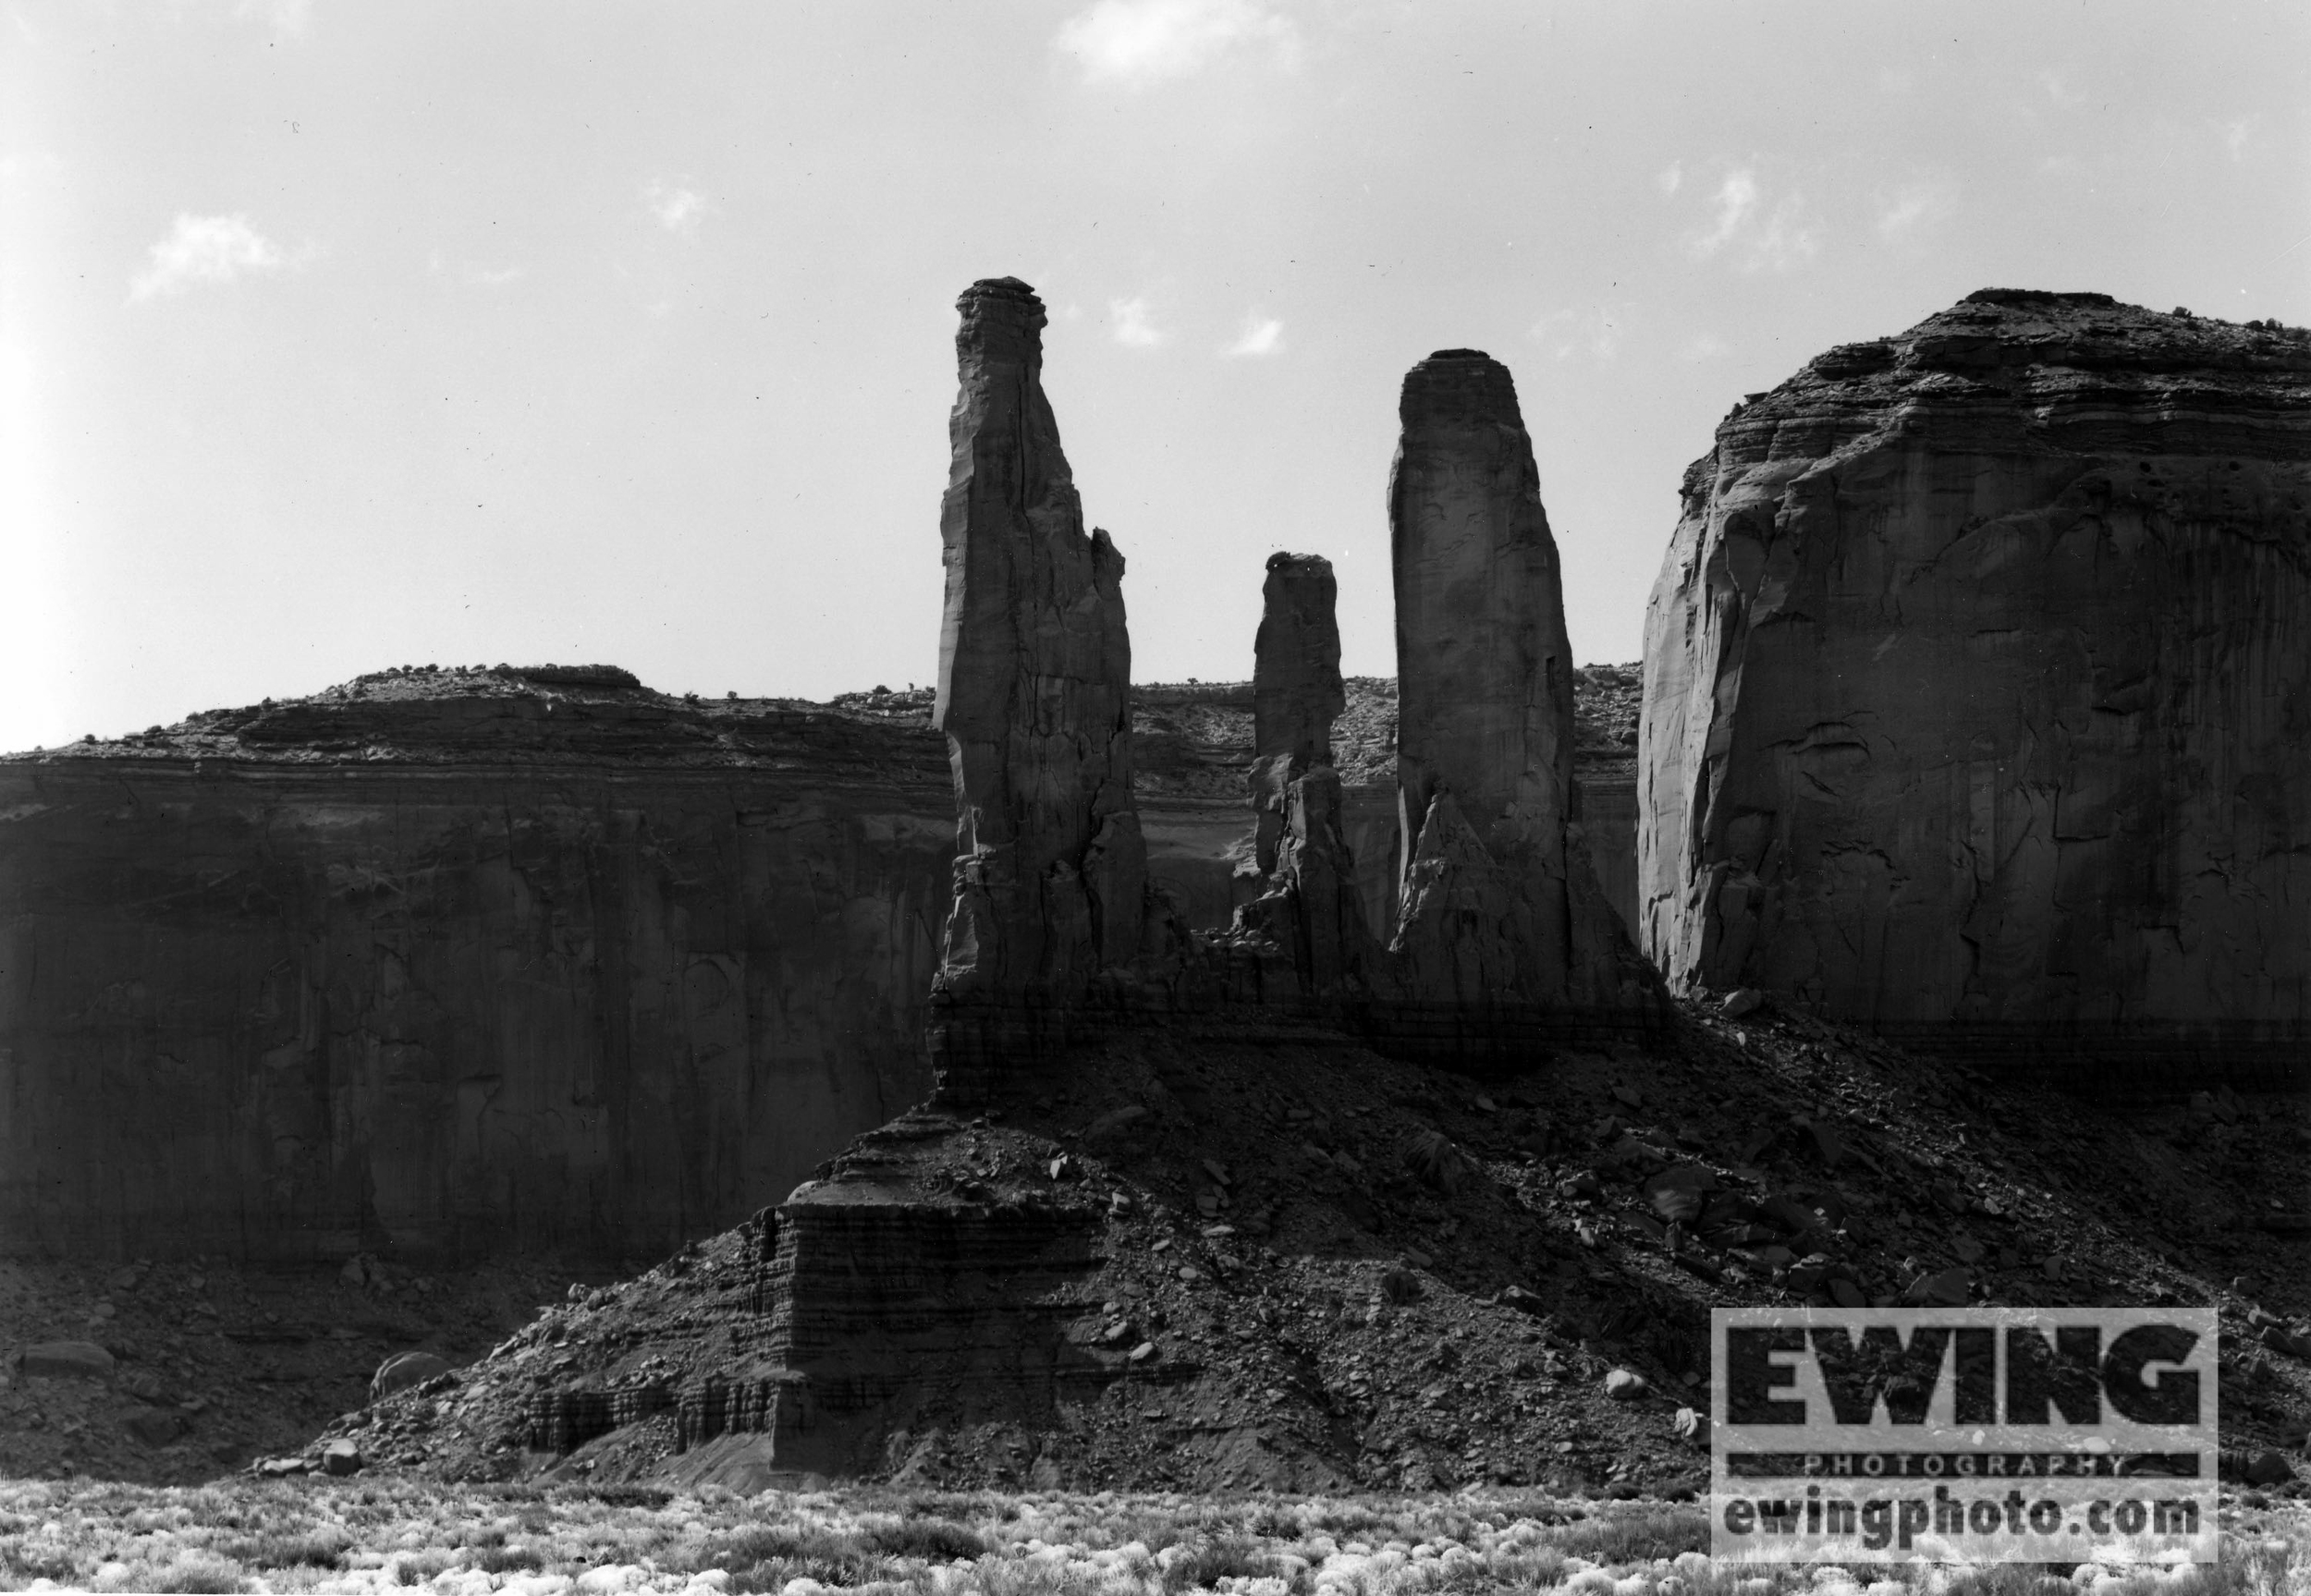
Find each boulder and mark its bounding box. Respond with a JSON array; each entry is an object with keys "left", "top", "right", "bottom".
[
  {"left": 1605, "top": 1369, "right": 1648, "bottom": 1401},
  {"left": 322, "top": 1438, "right": 362, "bottom": 1477},
  {"left": 370, "top": 1350, "right": 452, "bottom": 1404},
  {"left": 1640, "top": 291, "right": 2311, "bottom": 1088},
  {"left": 22, "top": 1341, "right": 114, "bottom": 1380},
  {"left": 1400, "top": 1127, "right": 1478, "bottom": 1195}
]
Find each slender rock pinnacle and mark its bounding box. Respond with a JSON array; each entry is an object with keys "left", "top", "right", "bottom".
[{"left": 932, "top": 277, "right": 1150, "bottom": 1022}]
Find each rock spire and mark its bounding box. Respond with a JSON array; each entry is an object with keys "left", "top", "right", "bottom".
[
  {"left": 1384, "top": 349, "right": 1602, "bottom": 1017},
  {"left": 1249, "top": 552, "right": 1346, "bottom": 874},
  {"left": 1240, "top": 551, "right": 1373, "bottom": 996},
  {"left": 932, "top": 277, "right": 1153, "bottom": 1039}
]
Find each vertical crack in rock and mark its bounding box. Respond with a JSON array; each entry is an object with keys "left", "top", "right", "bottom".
[
  {"left": 1382, "top": 350, "right": 1655, "bottom": 1046},
  {"left": 1638, "top": 288, "right": 2311, "bottom": 1088},
  {"left": 931, "top": 277, "right": 1157, "bottom": 1097}
]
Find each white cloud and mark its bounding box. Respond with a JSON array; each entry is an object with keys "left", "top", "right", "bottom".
[
  {"left": 1680, "top": 334, "right": 1730, "bottom": 362},
  {"left": 2037, "top": 67, "right": 2085, "bottom": 109},
  {"left": 1108, "top": 296, "right": 1166, "bottom": 347},
  {"left": 128, "top": 213, "right": 292, "bottom": 302},
  {"left": 233, "top": 0, "right": 312, "bottom": 33},
  {"left": 1531, "top": 305, "right": 1628, "bottom": 364},
  {"left": 1875, "top": 179, "right": 1958, "bottom": 239},
  {"left": 2217, "top": 116, "right": 2251, "bottom": 160},
  {"left": 1684, "top": 166, "right": 1819, "bottom": 273},
  {"left": 1222, "top": 313, "right": 1284, "bottom": 357},
  {"left": 1691, "top": 169, "right": 1757, "bottom": 258},
  {"left": 645, "top": 179, "right": 709, "bottom": 238},
  {"left": 1056, "top": 0, "right": 1298, "bottom": 86},
  {"left": 468, "top": 264, "right": 523, "bottom": 288},
  {"left": 1656, "top": 163, "right": 1681, "bottom": 195}
]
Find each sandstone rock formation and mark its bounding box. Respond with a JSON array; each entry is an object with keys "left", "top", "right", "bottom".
[
  {"left": 1639, "top": 290, "right": 2311, "bottom": 1085},
  {"left": 0, "top": 672, "right": 954, "bottom": 1261},
  {"left": 1384, "top": 351, "right": 1658, "bottom": 1048},
  {"left": 0, "top": 664, "right": 1642, "bottom": 1263},
  {"left": 1249, "top": 552, "right": 1346, "bottom": 874},
  {"left": 931, "top": 279, "right": 1169, "bottom": 1097},
  {"left": 1235, "top": 554, "right": 1376, "bottom": 998}
]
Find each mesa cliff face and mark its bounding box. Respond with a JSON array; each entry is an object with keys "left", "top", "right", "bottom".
[
  {"left": 1640, "top": 290, "right": 2311, "bottom": 1082},
  {"left": 0, "top": 675, "right": 956, "bottom": 1262},
  {"left": 0, "top": 669, "right": 1640, "bottom": 1263}
]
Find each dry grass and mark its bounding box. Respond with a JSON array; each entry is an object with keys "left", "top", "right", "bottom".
[{"left": 0, "top": 1482, "right": 2293, "bottom": 1595}]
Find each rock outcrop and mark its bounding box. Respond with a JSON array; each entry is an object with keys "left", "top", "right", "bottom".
[
  {"left": 1639, "top": 290, "right": 2311, "bottom": 1087},
  {"left": 1383, "top": 351, "right": 1660, "bottom": 1053},
  {"left": 930, "top": 278, "right": 1168, "bottom": 1099},
  {"left": 0, "top": 674, "right": 955, "bottom": 1261},
  {"left": 1237, "top": 554, "right": 1376, "bottom": 998},
  {"left": 0, "top": 666, "right": 1642, "bottom": 1263},
  {"left": 1249, "top": 552, "right": 1346, "bottom": 874}
]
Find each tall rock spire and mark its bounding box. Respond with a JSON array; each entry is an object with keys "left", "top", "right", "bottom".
[
  {"left": 1249, "top": 552, "right": 1346, "bottom": 874},
  {"left": 932, "top": 277, "right": 1150, "bottom": 1032},
  {"left": 1389, "top": 349, "right": 1575, "bottom": 888},
  {"left": 1240, "top": 551, "right": 1373, "bottom": 997},
  {"left": 1386, "top": 348, "right": 1642, "bottom": 1026}
]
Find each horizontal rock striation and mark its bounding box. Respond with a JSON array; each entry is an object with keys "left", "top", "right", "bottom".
[
  {"left": 0, "top": 676, "right": 955, "bottom": 1262},
  {"left": 1639, "top": 290, "right": 2311, "bottom": 1087},
  {"left": 0, "top": 667, "right": 1640, "bottom": 1262}
]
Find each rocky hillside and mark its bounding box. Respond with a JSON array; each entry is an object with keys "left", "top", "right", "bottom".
[{"left": 294, "top": 993, "right": 2309, "bottom": 1496}]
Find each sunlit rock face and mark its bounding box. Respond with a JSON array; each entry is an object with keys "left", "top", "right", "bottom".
[
  {"left": 1385, "top": 351, "right": 1653, "bottom": 1037},
  {"left": 1639, "top": 289, "right": 2311, "bottom": 1083}
]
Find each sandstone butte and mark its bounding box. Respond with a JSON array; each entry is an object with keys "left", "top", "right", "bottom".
[
  {"left": 585, "top": 305, "right": 1669, "bottom": 1487},
  {"left": 1640, "top": 289, "right": 2311, "bottom": 1089}
]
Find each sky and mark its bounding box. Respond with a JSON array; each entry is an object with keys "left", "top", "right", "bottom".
[{"left": 4, "top": 1, "right": 2308, "bottom": 752}]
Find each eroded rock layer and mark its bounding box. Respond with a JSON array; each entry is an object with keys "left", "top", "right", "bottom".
[
  {"left": 1639, "top": 290, "right": 2311, "bottom": 1085},
  {"left": 0, "top": 676, "right": 953, "bottom": 1262},
  {"left": 0, "top": 668, "right": 1640, "bottom": 1261}
]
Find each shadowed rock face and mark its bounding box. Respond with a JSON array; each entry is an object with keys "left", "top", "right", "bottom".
[
  {"left": 934, "top": 278, "right": 1151, "bottom": 1011},
  {"left": 1253, "top": 554, "right": 1345, "bottom": 772},
  {"left": 1640, "top": 289, "right": 2311, "bottom": 1085},
  {"left": 1383, "top": 351, "right": 1647, "bottom": 1030},
  {"left": 1249, "top": 552, "right": 1345, "bottom": 876},
  {"left": 1238, "top": 553, "right": 1376, "bottom": 998}
]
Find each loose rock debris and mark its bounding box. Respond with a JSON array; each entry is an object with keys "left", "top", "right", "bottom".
[{"left": 286, "top": 996, "right": 2309, "bottom": 1497}]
